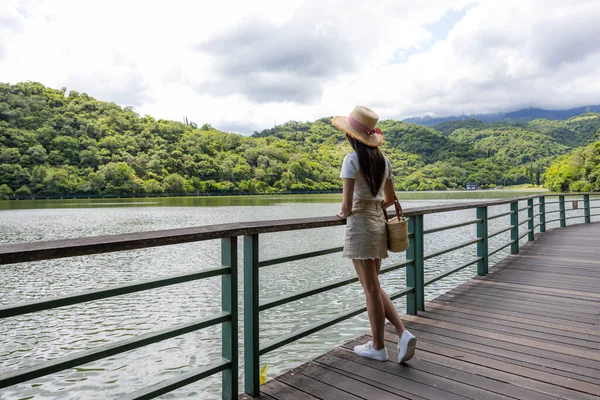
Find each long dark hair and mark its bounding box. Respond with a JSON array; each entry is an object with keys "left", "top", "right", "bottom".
[{"left": 346, "top": 134, "right": 386, "bottom": 197}]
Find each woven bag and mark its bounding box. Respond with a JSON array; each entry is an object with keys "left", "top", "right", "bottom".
[{"left": 382, "top": 195, "right": 409, "bottom": 252}]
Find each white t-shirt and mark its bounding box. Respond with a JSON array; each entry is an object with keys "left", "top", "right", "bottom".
[{"left": 340, "top": 152, "right": 392, "bottom": 200}]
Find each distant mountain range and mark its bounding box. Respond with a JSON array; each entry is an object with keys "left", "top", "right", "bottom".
[{"left": 403, "top": 105, "right": 600, "bottom": 126}]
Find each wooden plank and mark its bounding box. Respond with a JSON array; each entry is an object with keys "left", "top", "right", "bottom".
[
  {"left": 400, "top": 315, "right": 600, "bottom": 363},
  {"left": 422, "top": 306, "right": 600, "bottom": 343},
  {"left": 418, "top": 310, "right": 600, "bottom": 350},
  {"left": 328, "top": 347, "right": 512, "bottom": 400},
  {"left": 457, "top": 280, "right": 600, "bottom": 304},
  {"left": 313, "top": 353, "right": 469, "bottom": 400},
  {"left": 0, "top": 217, "right": 347, "bottom": 265},
  {"left": 430, "top": 296, "right": 596, "bottom": 328},
  {"left": 408, "top": 337, "right": 600, "bottom": 396},
  {"left": 411, "top": 342, "right": 600, "bottom": 400},
  {"left": 395, "top": 321, "right": 600, "bottom": 383},
  {"left": 432, "top": 293, "right": 599, "bottom": 324},
  {"left": 310, "top": 357, "right": 427, "bottom": 400},
  {"left": 425, "top": 302, "right": 600, "bottom": 337},
  {"left": 276, "top": 369, "right": 363, "bottom": 400},
  {"left": 446, "top": 284, "right": 600, "bottom": 313},
  {"left": 339, "top": 340, "right": 554, "bottom": 400},
  {"left": 435, "top": 288, "right": 600, "bottom": 316},
  {"left": 260, "top": 378, "right": 321, "bottom": 400},
  {"left": 295, "top": 362, "right": 409, "bottom": 400},
  {"left": 433, "top": 287, "right": 600, "bottom": 317},
  {"left": 8, "top": 196, "right": 587, "bottom": 265},
  {"left": 239, "top": 394, "right": 276, "bottom": 400}
]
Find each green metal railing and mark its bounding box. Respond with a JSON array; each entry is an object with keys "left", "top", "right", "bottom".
[
  {"left": 0, "top": 235, "right": 240, "bottom": 399},
  {"left": 1, "top": 193, "right": 599, "bottom": 399},
  {"left": 239, "top": 193, "right": 600, "bottom": 397}
]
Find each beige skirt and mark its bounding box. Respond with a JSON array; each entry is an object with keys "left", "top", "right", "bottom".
[{"left": 343, "top": 199, "right": 388, "bottom": 260}]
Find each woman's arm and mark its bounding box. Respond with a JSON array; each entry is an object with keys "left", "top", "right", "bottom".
[
  {"left": 381, "top": 179, "right": 395, "bottom": 209},
  {"left": 337, "top": 178, "right": 355, "bottom": 218}
]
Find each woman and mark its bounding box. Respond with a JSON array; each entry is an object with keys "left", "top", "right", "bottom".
[{"left": 333, "top": 105, "right": 416, "bottom": 363}]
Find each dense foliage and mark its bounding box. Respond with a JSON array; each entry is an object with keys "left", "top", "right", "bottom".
[
  {"left": 544, "top": 141, "right": 600, "bottom": 192},
  {"left": 1, "top": 82, "right": 599, "bottom": 197}
]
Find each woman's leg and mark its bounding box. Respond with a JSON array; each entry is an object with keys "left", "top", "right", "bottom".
[
  {"left": 375, "top": 259, "right": 406, "bottom": 336},
  {"left": 353, "top": 259, "right": 385, "bottom": 350}
]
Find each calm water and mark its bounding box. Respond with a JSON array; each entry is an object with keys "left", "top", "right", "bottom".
[{"left": 1, "top": 191, "right": 588, "bottom": 399}]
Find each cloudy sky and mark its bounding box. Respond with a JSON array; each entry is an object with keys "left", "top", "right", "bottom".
[{"left": 1, "top": 0, "right": 600, "bottom": 133}]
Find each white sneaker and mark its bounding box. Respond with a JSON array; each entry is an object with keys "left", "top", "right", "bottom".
[
  {"left": 354, "top": 340, "right": 388, "bottom": 361},
  {"left": 398, "top": 330, "right": 416, "bottom": 363}
]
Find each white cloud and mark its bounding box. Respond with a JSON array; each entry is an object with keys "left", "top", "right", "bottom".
[{"left": 1, "top": 0, "right": 599, "bottom": 133}]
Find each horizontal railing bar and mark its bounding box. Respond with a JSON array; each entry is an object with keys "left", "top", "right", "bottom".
[
  {"left": 489, "top": 240, "right": 515, "bottom": 257},
  {"left": 423, "top": 219, "right": 481, "bottom": 235},
  {"left": 544, "top": 210, "right": 560, "bottom": 215},
  {"left": 0, "top": 312, "right": 229, "bottom": 389},
  {"left": 543, "top": 201, "right": 560, "bottom": 204},
  {"left": 488, "top": 225, "right": 513, "bottom": 239},
  {"left": 546, "top": 218, "right": 561, "bottom": 224},
  {"left": 259, "top": 246, "right": 344, "bottom": 267},
  {"left": 519, "top": 230, "right": 532, "bottom": 240},
  {"left": 589, "top": 206, "right": 600, "bottom": 210},
  {"left": 488, "top": 210, "right": 514, "bottom": 220},
  {"left": 533, "top": 213, "right": 542, "bottom": 218},
  {"left": 518, "top": 206, "right": 531, "bottom": 212},
  {"left": 566, "top": 215, "right": 584, "bottom": 221},
  {"left": 534, "top": 223, "right": 540, "bottom": 230},
  {"left": 259, "top": 287, "right": 413, "bottom": 355},
  {"left": 518, "top": 218, "right": 532, "bottom": 226},
  {"left": 259, "top": 259, "right": 412, "bottom": 312},
  {"left": 0, "top": 267, "right": 229, "bottom": 319},
  {"left": 118, "top": 359, "right": 230, "bottom": 400},
  {"left": 423, "top": 238, "right": 481, "bottom": 261},
  {"left": 424, "top": 257, "right": 482, "bottom": 287}
]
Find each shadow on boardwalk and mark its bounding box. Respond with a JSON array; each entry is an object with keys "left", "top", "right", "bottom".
[{"left": 243, "top": 222, "right": 600, "bottom": 400}]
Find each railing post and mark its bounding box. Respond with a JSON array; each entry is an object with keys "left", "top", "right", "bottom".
[
  {"left": 584, "top": 194, "right": 591, "bottom": 223},
  {"left": 527, "top": 199, "right": 534, "bottom": 241},
  {"left": 510, "top": 201, "right": 519, "bottom": 254},
  {"left": 406, "top": 218, "right": 416, "bottom": 315},
  {"left": 221, "top": 237, "right": 238, "bottom": 400},
  {"left": 539, "top": 196, "right": 546, "bottom": 233},
  {"left": 476, "top": 206, "right": 488, "bottom": 275},
  {"left": 559, "top": 195, "right": 566, "bottom": 227},
  {"left": 406, "top": 214, "right": 424, "bottom": 314},
  {"left": 244, "top": 234, "right": 260, "bottom": 397}
]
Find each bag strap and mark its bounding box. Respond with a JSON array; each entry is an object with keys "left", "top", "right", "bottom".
[{"left": 382, "top": 195, "right": 404, "bottom": 220}]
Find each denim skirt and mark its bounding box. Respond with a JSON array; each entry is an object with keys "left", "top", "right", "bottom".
[{"left": 342, "top": 199, "right": 388, "bottom": 260}]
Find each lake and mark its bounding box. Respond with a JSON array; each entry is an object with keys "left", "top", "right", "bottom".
[{"left": 2, "top": 190, "right": 579, "bottom": 399}]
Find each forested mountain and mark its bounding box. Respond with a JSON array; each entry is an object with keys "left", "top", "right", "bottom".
[
  {"left": 404, "top": 105, "right": 600, "bottom": 126},
  {"left": 1, "top": 82, "right": 599, "bottom": 198}
]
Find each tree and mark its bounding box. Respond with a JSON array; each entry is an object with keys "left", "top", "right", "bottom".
[
  {"left": 163, "top": 173, "right": 186, "bottom": 193},
  {"left": 0, "top": 184, "right": 13, "bottom": 196},
  {"left": 15, "top": 185, "right": 32, "bottom": 196},
  {"left": 99, "top": 162, "right": 137, "bottom": 194}
]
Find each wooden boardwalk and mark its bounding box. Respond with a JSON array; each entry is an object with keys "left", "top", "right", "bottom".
[{"left": 244, "top": 223, "right": 600, "bottom": 400}]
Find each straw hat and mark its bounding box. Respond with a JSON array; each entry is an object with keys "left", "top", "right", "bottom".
[{"left": 332, "top": 105, "right": 383, "bottom": 147}]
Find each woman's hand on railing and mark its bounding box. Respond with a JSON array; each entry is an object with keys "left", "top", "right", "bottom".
[{"left": 337, "top": 207, "right": 351, "bottom": 218}]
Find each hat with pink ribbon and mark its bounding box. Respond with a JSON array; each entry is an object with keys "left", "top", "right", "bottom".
[{"left": 332, "top": 105, "right": 383, "bottom": 147}]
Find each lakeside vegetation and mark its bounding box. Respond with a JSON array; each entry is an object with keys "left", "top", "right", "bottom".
[
  {"left": 544, "top": 141, "right": 600, "bottom": 192},
  {"left": 1, "top": 81, "right": 599, "bottom": 198}
]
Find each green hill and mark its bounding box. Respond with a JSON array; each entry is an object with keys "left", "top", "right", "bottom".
[
  {"left": 1, "top": 82, "right": 599, "bottom": 197},
  {"left": 544, "top": 141, "right": 600, "bottom": 192}
]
